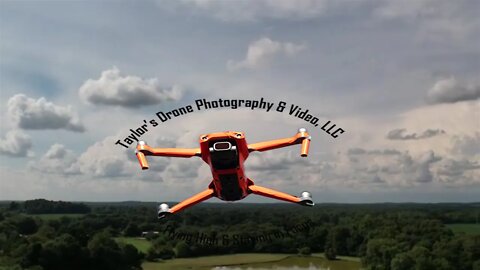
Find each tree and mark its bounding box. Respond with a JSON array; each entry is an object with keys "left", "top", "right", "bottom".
[
  {"left": 298, "top": 247, "right": 311, "bottom": 256},
  {"left": 87, "top": 231, "right": 126, "bottom": 270},
  {"left": 37, "top": 234, "right": 85, "bottom": 270},
  {"left": 146, "top": 245, "right": 174, "bottom": 261},
  {"left": 121, "top": 244, "right": 144, "bottom": 269},
  {"left": 310, "top": 226, "right": 328, "bottom": 251},
  {"left": 15, "top": 216, "right": 38, "bottom": 235},
  {"left": 332, "top": 226, "right": 351, "bottom": 255},
  {"left": 21, "top": 242, "right": 42, "bottom": 268},
  {"left": 473, "top": 260, "right": 480, "bottom": 270},
  {"left": 391, "top": 252, "right": 414, "bottom": 270},
  {"left": 9, "top": 201, "right": 20, "bottom": 211},
  {"left": 324, "top": 227, "right": 337, "bottom": 260},
  {"left": 364, "top": 238, "right": 399, "bottom": 270},
  {"left": 123, "top": 223, "right": 141, "bottom": 237},
  {"left": 175, "top": 241, "right": 191, "bottom": 258},
  {"left": 35, "top": 225, "right": 56, "bottom": 241},
  {"left": 432, "top": 258, "right": 452, "bottom": 270},
  {"left": 409, "top": 246, "right": 434, "bottom": 270},
  {"left": 146, "top": 237, "right": 175, "bottom": 261}
]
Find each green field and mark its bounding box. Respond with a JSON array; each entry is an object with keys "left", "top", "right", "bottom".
[
  {"left": 110, "top": 238, "right": 361, "bottom": 270},
  {"left": 114, "top": 237, "right": 152, "bottom": 253},
  {"left": 312, "top": 253, "right": 361, "bottom": 263},
  {"left": 142, "top": 253, "right": 361, "bottom": 270},
  {"left": 446, "top": 223, "right": 480, "bottom": 236},
  {"left": 143, "top": 254, "right": 294, "bottom": 270},
  {"left": 28, "top": 213, "right": 85, "bottom": 220}
]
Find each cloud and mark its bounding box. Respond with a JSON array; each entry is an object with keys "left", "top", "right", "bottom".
[
  {"left": 347, "top": 150, "right": 442, "bottom": 185},
  {"left": 73, "top": 136, "right": 137, "bottom": 178},
  {"left": 176, "top": 0, "right": 330, "bottom": 22},
  {"left": 29, "top": 137, "right": 141, "bottom": 178},
  {"left": 29, "top": 144, "right": 78, "bottom": 174},
  {"left": 426, "top": 77, "right": 480, "bottom": 104},
  {"left": 374, "top": 0, "right": 479, "bottom": 41},
  {"left": 371, "top": 175, "right": 386, "bottom": 184},
  {"left": 450, "top": 133, "right": 480, "bottom": 158},
  {"left": 227, "top": 37, "right": 306, "bottom": 70},
  {"left": 401, "top": 150, "right": 442, "bottom": 183},
  {"left": 436, "top": 158, "right": 480, "bottom": 186},
  {"left": 247, "top": 151, "right": 312, "bottom": 171},
  {"left": 343, "top": 149, "right": 442, "bottom": 185},
  {"left": 171, "top": 0, "right": 478, "bottom": 43},
  {"left": 78, "top": 67, "right": 183, "bottom": 108},
  {"left": 386, "top": 128, "right": 446, "bottom": 140},
  {"left": 44, "top": 143, "right": 70, "bottom": 159},
  {"left": 165, "top": 159, "right": 201, "bottom": 179},
  {"left": 374, "top": 0, "right": 437, "bottom": 19},
  {"left": 246, "top": 147, "right": 443, "bottom": 189},
  {"left": 0, "top": 130, "right": 33, "bottom": 157},
  {"left": 7, "top": 94, "right": 85, "bottom": 132},
  {"left": 348, "top": 148, "right": 401, "bottom": 156},
  {"left": 437, "top": 159, "right": 480, "bottom": 177},
  {"left": 27, "top": 134, "right": 196, "bottom": 181}
]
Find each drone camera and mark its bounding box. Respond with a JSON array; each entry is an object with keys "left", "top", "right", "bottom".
[{"left": 213, "top": 142, "right": 232, "bottom": 151}]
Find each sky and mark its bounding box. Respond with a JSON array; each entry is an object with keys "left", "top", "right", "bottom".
[{"left": 0, "top": 0, "right": 479, "bottom": 203}]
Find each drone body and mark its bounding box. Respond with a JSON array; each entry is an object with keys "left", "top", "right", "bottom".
[{"left": 136, "top": 128, "right": 313, "bottom": 219}]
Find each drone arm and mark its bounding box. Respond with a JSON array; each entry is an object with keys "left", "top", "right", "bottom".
[
  {"left": 248, "top": 184, "right": 301, "bottom": 204},
  {"left": 248, "top": 128, "right": 311, "bottom": 157},
  {"left": 135, "top": 141, "right": 200, "bottom": 170},
  {"left": 248, "top": 181, "right": 314, "bottom": 206},
  {"left": 169, "top": 188, "right": 215, "bottom": 214}
]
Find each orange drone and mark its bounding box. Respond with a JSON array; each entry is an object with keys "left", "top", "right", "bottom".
[{"left": 135, "top": 128, "right": 314, "bottom": 219}]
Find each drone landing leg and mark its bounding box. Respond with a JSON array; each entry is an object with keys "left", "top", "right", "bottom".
[
  {"left": 158, "top": 188, "right": 215, "bottom": 219},
  {"left": 248, "top": 184, "right": 314, "bottom": 206}
]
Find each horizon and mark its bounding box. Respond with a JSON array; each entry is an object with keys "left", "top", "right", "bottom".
[
  {"left": 2, "top": 199, "right": 480, "bottom": 205},
  {"left": 1, "top": 0, "right": 479, "bottom": 203}
]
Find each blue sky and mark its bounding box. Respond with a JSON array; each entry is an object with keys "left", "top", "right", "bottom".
[{"left": 1, "top": 0, "right": 479, "bottom": 202}]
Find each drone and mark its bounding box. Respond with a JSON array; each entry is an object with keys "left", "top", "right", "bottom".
[{"left": 135, "top": 128, "right": 314, "bottom": 219}]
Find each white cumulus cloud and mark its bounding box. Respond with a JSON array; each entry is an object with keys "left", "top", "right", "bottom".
[
  {"left": 73, "top": 136, "right": 136, "bottom": 178},
  {"left": 228, "top": 37, "right": 306, "bottom": 70},
  {"left": 29, "top": 144, "right": 78, "bottom": 174},
  {"left": 79, "top": 67, "right": 183, "bottom": 108},
  {"left": 7, "top": 94, "right": 85, "bottom": 132},
  {"left": 427, "top": 77, "right": 480, "bottom": 104},
  {"left": 0, "top": 130, "right": 33, "bottom": 157}
]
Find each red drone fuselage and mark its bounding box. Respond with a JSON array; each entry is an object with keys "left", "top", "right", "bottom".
[{"left": 198, "top": 131, "right": 251, "bottom": 201}]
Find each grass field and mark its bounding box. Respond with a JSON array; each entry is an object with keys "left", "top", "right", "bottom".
[
  {"left": 142, "top": 253, "right": 361, "bottom": 270},
  {"left": 446, "top": 224, "right": 480, "bottom": 236},
  {"left": 114, "top": 237, "right": 152, "bottom": 254},
  {"left": 312, "top": 253, "right": 361, "bottom": 263},
  {"left": 142, "top": 253, "right": 291, "bottom": 270},
  {"left": 28, "top": 213, "right": 85, "bottom": 220}
]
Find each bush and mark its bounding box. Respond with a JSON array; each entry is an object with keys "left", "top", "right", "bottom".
[
  {"left": 298, "top": 246, "right": 311, "bottom": 256},
  {"left": 325, "top": 247, "right": 336, "bottom": 260}
]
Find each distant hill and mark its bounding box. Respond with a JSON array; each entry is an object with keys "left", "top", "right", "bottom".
[{"left": 23, "top": 198, "right": 91, "bottom": 214}]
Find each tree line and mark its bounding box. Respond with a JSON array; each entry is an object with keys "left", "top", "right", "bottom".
[
  {"left": 14, "top": 199, "right": 91, "bottom": 214},
  {"left": 0, "top": 201, "right": 479, "bottom": 270}
]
